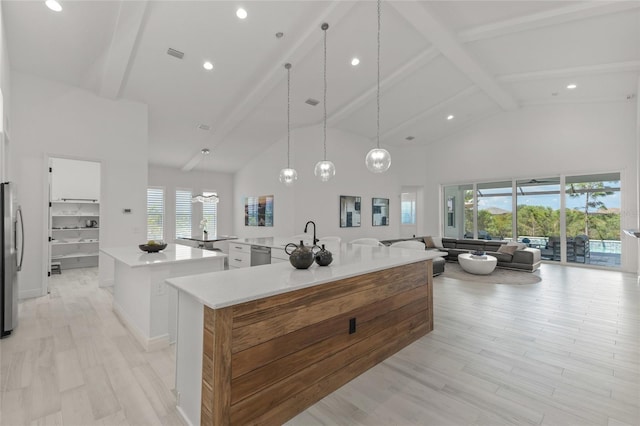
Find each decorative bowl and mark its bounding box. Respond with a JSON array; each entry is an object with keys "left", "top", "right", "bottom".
[{"left": 139, "top": 243, "right": 167, "bottom": 253}]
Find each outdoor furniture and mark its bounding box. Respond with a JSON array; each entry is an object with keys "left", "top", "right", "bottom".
[{"left": 574, "top": 235, "right": 590, "bottom": 263}]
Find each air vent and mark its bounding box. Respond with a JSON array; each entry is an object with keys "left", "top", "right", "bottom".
[
  {"left": 405, "top": 136, "right": 415, "bottom": 141},
  {"left": 167, "top": 48, "right": 184, "bottom": 60},
  {"left": 305, "top": 98, "right": 320, "bottom": 106},
  {"left": 197, "top": 124, "right": 211, "bottom": 131}
]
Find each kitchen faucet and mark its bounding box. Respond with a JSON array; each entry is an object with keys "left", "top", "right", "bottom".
[{"left": 304, "top": 221, "right": 319, "bottom": 245}]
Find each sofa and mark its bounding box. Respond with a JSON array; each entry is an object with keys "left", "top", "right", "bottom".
[
  {"left": 381, "top": 237, "right": 446, "bottom": 276},
  {"left": 381, "top": 236, "right": 541, "bottom": 272}
]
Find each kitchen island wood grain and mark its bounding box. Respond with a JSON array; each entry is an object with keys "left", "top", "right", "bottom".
[{"left": 167, "top": 244, "right": 440, "bottom": 425}]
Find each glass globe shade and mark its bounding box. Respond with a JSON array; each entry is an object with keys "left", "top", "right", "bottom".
[
  {"left": 314, "top": 160, "right": 336, "bottom": 182},
  {"left": 279, "top": 168, "right": 298, "bottom": 186},
  {"left": 365, "top": 148, "right": 391, "bottom": 173}
]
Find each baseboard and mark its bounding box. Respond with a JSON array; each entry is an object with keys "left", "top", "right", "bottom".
[
  {"left": 176, "top": 405, "right": 195, "bottom": 426},
  {"left": 99, "top": 279, "right": 114, "bottom": 288},
  {"left": 19, "top": 288, "right": 45, "bottom": 300},
  {"left": 112, "top": 302, "right": 169, "bottom": 352}
]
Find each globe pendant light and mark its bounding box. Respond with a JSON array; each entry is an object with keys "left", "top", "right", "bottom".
[
  {"left": 365, "top": 0, "right": 391, "bottom": 173},
  {"left": 279, "top": 63, "right": 298, "bottom": 186},
  {"left": 314, "top": 23, "right": 336, "bottom": 182}
]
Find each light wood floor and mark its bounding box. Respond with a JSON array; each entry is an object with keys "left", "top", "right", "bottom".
[{"left": 1, "top": 264, "right": 638, "bottom": 425}]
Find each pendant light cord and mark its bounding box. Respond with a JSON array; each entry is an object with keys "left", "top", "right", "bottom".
[
  {"left": 322, "top": 23, "right": 328, "bottom": 161},
  {"left": 286, "top": 63, "right": 291, "bottom": 168},
  {"left": 376, "top": 0, "right": 381, "bottom": 149}
]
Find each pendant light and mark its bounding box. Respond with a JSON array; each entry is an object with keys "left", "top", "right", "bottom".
[
  {"left": 192, "top": 148, "right": 219, "bottom": 203},
  {"left": 279, "top": 63, "right": 298, "bottom": 186},
  {"left": 365, "top": 0, "right": 391, "bottom": 173},
  {"left": 314, "top": 22, "right": 336, "bottom": 182}
]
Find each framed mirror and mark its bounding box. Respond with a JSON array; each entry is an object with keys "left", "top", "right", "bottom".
[
  {"left": 372, "top": 198, "right": 389, "bottom": 226},
  {"left": 339, "top": 196, "right": 361, "bottom": 228}
]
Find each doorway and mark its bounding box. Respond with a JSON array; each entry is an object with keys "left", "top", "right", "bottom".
[{"left": 47, "top": 157, "right": 101, "bottom": 292}]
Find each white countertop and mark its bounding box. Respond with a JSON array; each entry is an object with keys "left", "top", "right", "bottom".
[
  {"left": 166, "top": 244, "right": 445, "bottom": 309},
  {"left": 229, "top": 237, "right": 303, "bottom": 250},
  {"left": 101, "top": 243, "right": 227, "bottom": 268}
]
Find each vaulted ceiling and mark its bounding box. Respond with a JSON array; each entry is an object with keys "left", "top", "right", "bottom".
[{"left": 5, "top": 1, "right": 639, "bottom": 173}]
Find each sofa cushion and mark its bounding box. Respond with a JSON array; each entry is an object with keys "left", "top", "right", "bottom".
[
  {"left": 507, "top": 242, "right": 527, "bottom": 251},
  {"left": 487, "top": 251, "right": 513, "bottom": 262},
  {"left": 424, "top": 236, "right": 436, "bottom": 248},
  {"left": 442, "top": 238, "right": 457, "bottom": 249},
  {"left": 456, "top": 241, "right": 486, "bottom": 250},
  {"left": 497, "top": 244, "right": 518, "bottom": 255}
]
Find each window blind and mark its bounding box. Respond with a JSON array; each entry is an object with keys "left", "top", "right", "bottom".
[
  {"left": 176, "top": 189, "right": 192, "bottom": 239},
  {"left": 147, "top": 187, "right": 164, "bottom": 241},
  {"left": 202, "top": 191, "right": 218, "bottom": 238}
]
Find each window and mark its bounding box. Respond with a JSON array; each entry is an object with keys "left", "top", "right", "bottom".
[
  {"left": 401, "top": 192, "right": 416, "bottom": 225},
  {"left": 175, "top": 189, "right": 192, "bottom": 239},
  {"left": 202, "top": 192, "right": 218, "bottom": 238},
  {"left": 444, "top": 172, "right": 622, "bottom": 269},
  {"left": 147, "top": 187, "right": 164, "bottom": 241}
]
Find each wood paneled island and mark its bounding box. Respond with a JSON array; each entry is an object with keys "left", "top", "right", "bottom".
[{"left": 166, "top": 244, "right": 441, "bottom": 425}]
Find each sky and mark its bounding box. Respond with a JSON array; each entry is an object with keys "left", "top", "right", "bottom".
[{"left": 476, "top": 184, "right": 621, "bottom": 212}]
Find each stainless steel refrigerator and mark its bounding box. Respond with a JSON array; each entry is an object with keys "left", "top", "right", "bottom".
[{"left": 1, "top": 182, "right": 24, "bottom": 338}]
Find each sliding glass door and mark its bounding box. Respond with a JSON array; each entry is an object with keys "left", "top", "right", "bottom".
[
  {"left": 565, "top": 173, "right": 620, "bottom": 267},
  {"left": 443, "top": 172, "right": 622, "bottom": 269},
  {"left": 516, "top": 178, "right": 561, "bottom": 260}
]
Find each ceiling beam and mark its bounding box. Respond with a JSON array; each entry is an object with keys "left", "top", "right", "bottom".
[
  {"left": 389, "top": 1, "right": 518, "bottom": 111},
  {"left": 497, "top": 61, "right": 640, "bottom": 82},
  {"left": 99, "top": 0, "right": 148, "bottom": 99},
  {"left": 380, "top": 85, "right": 480, "bottom": 142},
  {"left": 458, "top": 2, "right": 640, "bottom": 43},
  {"left": 327, "top": 47, "right": 440, "bottom": 126},
  {"left": 188, "top": 1, "right": 357, "bottom": 169}
]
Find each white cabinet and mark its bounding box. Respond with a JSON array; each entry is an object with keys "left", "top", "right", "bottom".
[
  {"left": 271, "top": 247, "right": 289, "bottom": 264},
  {"left": 228, "top": 242, "right": 251, "bottom": 269},
  {"left": 50, "top": 201, "right": 100, "bottom": 271}
]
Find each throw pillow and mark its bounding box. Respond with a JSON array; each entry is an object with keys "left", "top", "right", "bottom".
[
  {"left": 507, "top": 242, "right": 527, "bottom": 251},
  {"left": 432, "top": 236, "right": 443, "bottom": 248},
  {"left": 497, "top": 244, "right": 518, "bottom": 255},
  {"left": 424, "top": 236, "right": 436, "bottom": 248}
]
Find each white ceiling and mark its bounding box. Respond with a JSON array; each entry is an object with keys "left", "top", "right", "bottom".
[{"left": 4, "top": 1, "right": 639, "bottom": 173}]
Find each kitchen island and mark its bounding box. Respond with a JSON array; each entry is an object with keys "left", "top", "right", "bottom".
[
  {"left": 100, "top": 243, "right": 227, "bottom": 351},
  {"left": 166, "top": 243, "right": 441, "bottom": 425}
]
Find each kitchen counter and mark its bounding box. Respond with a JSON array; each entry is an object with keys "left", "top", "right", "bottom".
[
  {"left": 101, "top": 244, "right": 227, "bottom": 351},
  {"left": 100, "top": 243, "right": 226, "bottom": 267},
  {"left": 166, "top": 243, "right": 438, "bottom": 425},
  {"left": 167, "top": 243, "right": 440, "bottom": 309}
]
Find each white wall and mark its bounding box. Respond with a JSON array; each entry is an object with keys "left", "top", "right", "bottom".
[
  {"left": 148, "top": 165, "right": 234, "bottom": 240},
  {"left": 0, "top": 0, "right": 12, "bottom": 180},
  {"left": 11, "top": 72, "right": 148, "bottom": 298},
  {"left": 395, "top": 101, "right": 639, "bottom": 273},
  {"left": 234, "top": 125, "right": 402, "bottom": 242}
]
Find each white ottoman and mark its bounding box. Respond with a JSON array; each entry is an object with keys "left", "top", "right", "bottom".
[{"left": 458, "top": 253, "right": 497, "bottom": 275}]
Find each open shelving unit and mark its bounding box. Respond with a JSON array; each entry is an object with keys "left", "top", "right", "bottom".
[{"left": 49, "top": 200, "right": 100, "bottom": 271}]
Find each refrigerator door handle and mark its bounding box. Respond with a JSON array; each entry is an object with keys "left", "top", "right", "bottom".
[{"left": 15, "top": 207, "right": 24, "bottom": 272}]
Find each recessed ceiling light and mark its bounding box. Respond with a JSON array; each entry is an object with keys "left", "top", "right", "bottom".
[
  {"left": 405, "top": 136, "right": 415, "bottom": 141},
  {"left": 351, "top": 58, "right": 360, "bottom": 66},
  {"left": 203, "top": 61, "right": 214, "bottom": 71},
  {"left": 236, "top": 8, "right": 247, "bottom": 19},
  {"left": 447, "top": 115, "right": 454, "bottom": 120},
  {"left": 566, "top": 84, "right": 577, "bottom": 90},
  {"left": 275, "top": 32, "right": 284, "bottom": 39},
  {"left": 45, "top": 0, "right": 62, "bottom": 12}
]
